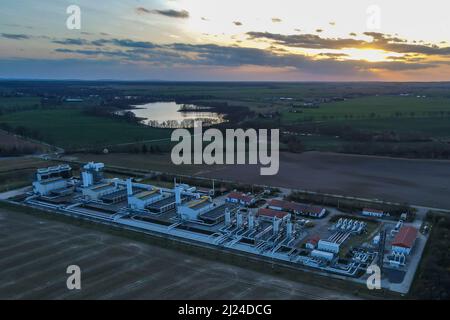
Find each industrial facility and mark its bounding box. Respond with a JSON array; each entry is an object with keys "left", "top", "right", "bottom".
[{"left": 7, "top": 161, "right": 424, "bottom": 291}]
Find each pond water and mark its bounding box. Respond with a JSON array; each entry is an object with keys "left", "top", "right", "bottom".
[{"left": 121, "top": 101, "right": 225, "bottom": 128}]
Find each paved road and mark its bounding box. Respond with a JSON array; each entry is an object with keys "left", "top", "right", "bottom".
[{"left": 0, "top": 187, "right": 31, "bottom": 200}]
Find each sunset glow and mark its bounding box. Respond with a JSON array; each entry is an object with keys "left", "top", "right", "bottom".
[{"left": 1, "top": 0, "right": 450, "bottom": 80}]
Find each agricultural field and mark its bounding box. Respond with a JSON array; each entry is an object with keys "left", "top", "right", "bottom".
[
  {"left": 64, "top": 150, "right": 450, "bottom": 208},
  {"left": 0, "top": 130, "right": 50, "bottom": 156},
  {"left": 0, "top": 97, "right": 41, "bottom": 112},
  {"left": 0, "top": 109, "right": 171, "bottom": 149},
  {"left": 2, "top": 81, "right": 450, "bottom": 156},
  {"left": 0, "top": 206, "right": 358, "bottom": 300},
  {"left": 282, "top": 96, "right": 450, "bottom": 123},
  {"left": 330, "top": 118, "right": 450, "bottom": 139},
  {"left": 0, "top": 157, "right": 55, "bottom": 192}
]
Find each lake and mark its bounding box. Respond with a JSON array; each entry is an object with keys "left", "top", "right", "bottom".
[{"left": 122, "top": 102, "right": 225, "bottom": 128}]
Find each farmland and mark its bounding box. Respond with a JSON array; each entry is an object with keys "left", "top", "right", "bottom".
[
  {"left": 2, "top": 81, "right": 450, "bottom": 157},
  {"left": 0, "top": 97, "right": 41, "bottom": 112},
  {"left": 0, "top": 130, "right": 50, "bottom": 156},
  {"left": 0, "top": 109, "right": 171, "bottom": 149},
  {"left": 0, "top": 206, "right": 358, "bottom": 300},
  {"left": 282, "top": 96, "right": 450, "bottom": 124},
  {"left": 0, "top": 157, "right": 55, "bottom": 192},
  {"left": 67, "top": 151, "right": 450, "bottom": 208}
]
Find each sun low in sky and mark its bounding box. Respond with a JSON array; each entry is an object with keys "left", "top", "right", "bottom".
[{"left": 1, "top": 0, "right": 449, "bottom": 81}]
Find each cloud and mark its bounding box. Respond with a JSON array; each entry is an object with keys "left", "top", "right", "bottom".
[
  {"left": 136, "top": 7, "right": 189, "bottom": 18},
  {"left": 51, "top": 39, "right": 436, "bottom": 74},
  {"left": 52, "top": 37, "right": 159, "bottom": 49},
  {"left": 1, "top": 33, "right": 30, "bottom": 40},
  {"left": 109, "top": 39, "right": 158, "bottom": 49},
  {"left": 54, "top": 48, "right": 135, "bottom": 59},
  {"left": 53, "top": 38, "right": 89, "bottom": 46},
  {"left": 361, "top": 32, "right": 450, "bottom": 55},
  {"left": 387, "top": 54, "right": 426, "bottom": 62},
  {"left": 247, "top": 31, "right": 450, "bottom": 56},
  {"left": 136, "top": 7, "right": 151, "bottom": 14},
  {"left": 317, "top": 52, "right": 349, "bottom": 58},
  {"left": 155, "top": 9, "right": 189, "bottom": 18},
  {"left": 247, "top": 31, "right": 366, "bottom": 49}
]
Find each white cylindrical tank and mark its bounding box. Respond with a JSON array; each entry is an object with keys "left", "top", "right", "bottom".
[
  {"left": 82, "top": 171, "right": 93, "bottom": 187},
  {"left": 286, "top": 221, "right": 293, "bottom": 238},
  {"left": 175, "top": 187, "right": 182, "bottom": 205},
  {"left": 248, "top": 214, "right": 255, "bottom": 230},
  {"left": 273, "top": 217, "right": 281, "bottom": 234},
  {"left": 236, "top": 213, "right": 243, "bottom": 228},
  {"left": 225, "top": 209, "right": 231, "bottom": 226},
  {"left": 126, "top": 178, "right": 133, "bottom": 196}
]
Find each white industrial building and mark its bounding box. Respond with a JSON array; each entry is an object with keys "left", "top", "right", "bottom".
[
  {"left": 362, "top": 208, "right": 385, "bottom": 218},
  {"left": 391, "top": 226, "right": 418, "bottom": 255},
  {"left": 82, "top": 182, "right": 120, "bottom": 200},
  {"left": 32, "top": 164, "right": 72, "bottom": 196},
  {"left": 226, "top": 192, "right": 255, "bottom": 206},
  {"left": 305, "top": 235, "right": 320, "bottom": 249},
  {"left": 311, "top": 249, "right": 334, "bottom": 261},
  {"left": 33, "top": 177, "right": 68, "bottom": 196},
  {"left": 22, "top": 160, "right": 384, "bottom": 283},
  {"left": 317, "top": 240, "right": 340, "bottom": 254},
  {"left": 268, "top": 199, "right": 326, "bottom": 218},
  {"left": 126, "top": 179, "right": 163, "bottom": 210},
  {"left": 178, "top": 196, "right": 215, "bottom": 221},
  {"left": 81, "top": 162, "right": 104, "bottom": 187}
]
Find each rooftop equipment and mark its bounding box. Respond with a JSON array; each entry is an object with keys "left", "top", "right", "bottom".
[{"left": 81, "top": 162, "right": 104, "bottom": 187}]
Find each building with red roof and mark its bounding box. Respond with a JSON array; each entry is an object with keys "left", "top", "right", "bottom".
[
  {"left": 392, "top": 226, "right": 418, "bottom": 255},
  {"left": 268, "top": 199, "right": 326, "bottom": 218},
  {"left": 226, "top": 192, "right": 255, "bottom": 206},
  {"left": 257, "top": 208, "right": 290, "bottom": 220},
  {"left": 305, "top": 235, "right": 321, "bottom": 249}
]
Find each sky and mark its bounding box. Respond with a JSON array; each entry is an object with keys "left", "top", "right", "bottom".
[{"left": 1, "top": 0, "right": 450, "bottom": 81}]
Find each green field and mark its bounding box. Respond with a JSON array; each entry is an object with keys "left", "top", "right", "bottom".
[
  {"left": 0, "top": 97, "right": 41, "bottom": 111},
  {"left": 2, "top": 82, "right": 450, "bottom": 156},
  {"left": 282, "top": 96, "right": 450, "bottom": 123},
  {"left": 0, "top": 109, "right": 171, "bottom": 149},
  {"left": 327, "top": 118, "right": 450, "bottom": 138}
]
